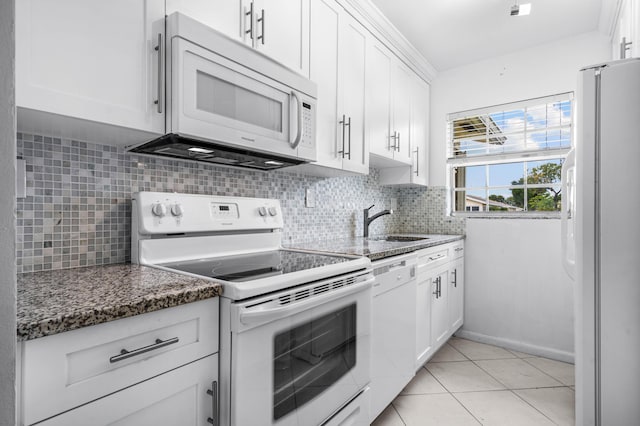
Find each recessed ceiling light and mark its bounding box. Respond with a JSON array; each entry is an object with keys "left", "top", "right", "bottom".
[
  {"left": 510, "top": 2, "right": 531, "bottom": 16},
  {"left": 265, "top": 160, "right": 284, "bottom": 166}
]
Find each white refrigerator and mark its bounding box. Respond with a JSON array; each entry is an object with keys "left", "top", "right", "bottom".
[{"left": 562, "top": 58, "right": 640, "bottom": 426}]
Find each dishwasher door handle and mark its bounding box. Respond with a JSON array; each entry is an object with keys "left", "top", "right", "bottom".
[{"left": 239, "top": 276, "right": 375, "bottom": 326}]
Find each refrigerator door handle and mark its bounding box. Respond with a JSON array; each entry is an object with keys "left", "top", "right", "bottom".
[{"left": 561, "top": 148, "right": 576, "bottom": 279}]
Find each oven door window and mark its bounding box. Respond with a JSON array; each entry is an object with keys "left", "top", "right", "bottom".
[{"left": 273, "top": 304, "right": 356, "bottom": 421}]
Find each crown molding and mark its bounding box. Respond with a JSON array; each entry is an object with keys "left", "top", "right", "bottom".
[{"left": 338, "top": 0, "right": 438, "bottom": 83}]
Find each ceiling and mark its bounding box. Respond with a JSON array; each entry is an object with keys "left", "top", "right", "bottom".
[{"left": 369, "top": 0, "right": 605, "bottom": 71}]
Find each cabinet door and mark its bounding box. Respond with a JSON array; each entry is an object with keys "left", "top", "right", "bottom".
[
  {"left": 391, "top": 61, "right": 412, "bottom": 164},
  {"left": 366, "top": 39, "right": 393, "bottom": 159},
  {"left": 449, "top": 257, "right": 464, "bottom": 332},
  {"left": 431, "top": 268, "right": 450, "bottom": 349},
  {"left": 16, "top": 0, "right": 165, "bottom": 134},
  {"left": 416, "top": 271, "right": 433, "bottom": 368},
  {"left": 254, "top": 0, "right": 310, "bottom": 76},
  {"left": 166, "top": 0, "right": 243, "bottom": 42},
  {"left": 410, "top": 77, "right": 429, "bottom": 186},
  {"left": 38, "top": 354, "right": 218, "bottom": 426},
  {"left": 309, "top": 0, "right": 341, "bottom": 170},
  {"left": 339, "top": 12, "right": 368, "bottom": 174}
]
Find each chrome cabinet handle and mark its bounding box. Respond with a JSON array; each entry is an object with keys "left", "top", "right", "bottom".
[
  {"left": 428, "top": 253, "right": 445, "bottom": 261},
  {"left": 620, "top": 36, "right": 632, "bottom": 59},
  {"left": 245, "top": 2, "right": 254, "bottom": 40},
  {"left": 257, "top": 9, "right": 265, "bottom": 44},
  {"left": 154, "top": 33, "right": 163, "bottom": 114},
  {"left": 346, "top": 116, "right": 351, "bottom": 160},
  {"left": 396, "top": 132, "right": 400, "bottom": 152},
  {"left": 339, "top": 114, "right": 346, "bottom": 158},
  {"left": 389, "top": 131, "right": 398, "bottom": 151},
  {"left": 452, "top": 269, "right": 457, "bottom": 287},
  {"left": 455, "top": 247, "right": 464, "bottom": 252},
  {"left": 413, "top": 147, "right": 419, "bottom": 175},
  {"left": 207, "top": 381, "right": 219, "bottom": 425},
  {"left": 109, "top": 337, "right": 179, "bottom": 363}
]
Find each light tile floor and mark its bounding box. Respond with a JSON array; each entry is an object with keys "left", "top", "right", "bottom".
[{"left": 372, "top": 337, "right": 575, "bottom": 426}]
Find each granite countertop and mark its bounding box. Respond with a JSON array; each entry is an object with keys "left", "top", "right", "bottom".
[
  {"left": 286, "top": 234, "right": 465, "bottom": 261},
  {"left": 17, "top": 264, "right": 222, "bottom": 341}
]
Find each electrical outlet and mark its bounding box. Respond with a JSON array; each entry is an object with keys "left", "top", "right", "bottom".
[{"left": 305, "top": 188, "right": 316, "bottom": 208}]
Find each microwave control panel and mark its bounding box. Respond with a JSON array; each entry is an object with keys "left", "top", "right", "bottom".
[{"left": 301, "top": 102, "right": 314, "bottom": 147}]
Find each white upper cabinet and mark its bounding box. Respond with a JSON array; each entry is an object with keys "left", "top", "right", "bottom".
[
  {"left": 16, "top": 0, "right": 165, "bottom": 135},
  {"left": 379, "top": 74, "right": 429, "bottom": 186},
  {"left": 366, "top": 39, "right": 393, "bottom": 161},
  {"left": 391, "top": 61, "right": 413, "bottom": 164},
  {"left": 251, "top": 0, "right": 310, "bottom": 77},
  {"left": 169, "top": 0, "right": 310, "bottom": 76},
  {"left": 366, "top": 38, "right": 412, "bottom": 166},
  {"left": 306, "top": 0, "right": 367, "bottom": 175},
  {"left": 166, "top": 0, "right": 243, "bottom": 42}
]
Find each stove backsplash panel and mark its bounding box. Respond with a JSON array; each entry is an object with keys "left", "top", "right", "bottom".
[{"left": 16, "top": 133, "right": 464, "bottom": 273}]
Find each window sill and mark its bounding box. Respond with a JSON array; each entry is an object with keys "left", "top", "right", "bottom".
[{"left": 452, "top": 212, "right": 561, "bottom": 219}]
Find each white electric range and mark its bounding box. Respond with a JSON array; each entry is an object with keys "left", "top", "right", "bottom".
[{"left": 131, "top": 191, "right": 373, "bottom": 426}]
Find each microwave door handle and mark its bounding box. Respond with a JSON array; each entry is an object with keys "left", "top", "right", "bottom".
[
  {"left": 290, "top": 91, "right": 303, "bottom": 149},
  {"left": 239, "top": 276, "right": 374, "bottom": 326}
]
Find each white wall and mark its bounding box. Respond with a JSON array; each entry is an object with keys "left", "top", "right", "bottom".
[
  {"left": 0, "top": 0, "right": 16, "bottom": 424},
  {"left": 430, "top": 31, "right": 611, "bottom": 360}
]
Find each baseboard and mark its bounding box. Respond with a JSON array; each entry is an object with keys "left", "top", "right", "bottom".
[{"left": 454, "top": 329, "right": 575, "bottom": 364}]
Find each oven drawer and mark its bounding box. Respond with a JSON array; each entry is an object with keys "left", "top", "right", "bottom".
[{"left": 21, "top": 298, "right": 219, "bottom": 426}]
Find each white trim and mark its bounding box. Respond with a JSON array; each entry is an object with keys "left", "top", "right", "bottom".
[
  {"left": 599, "top": 0, "right": 626, "bottom": 39},
  {"left": 454, "top": 329, "right": 575, "bottom": 364},
  {"left": 339, "top": 0, "right": 437, "bottom": 82}
]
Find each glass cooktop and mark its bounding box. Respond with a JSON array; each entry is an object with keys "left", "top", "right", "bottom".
[{"left": 159, "top": 250, "right": 353, "bottom": 282}]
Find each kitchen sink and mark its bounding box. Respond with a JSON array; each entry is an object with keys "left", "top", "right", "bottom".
[{"left": 369, "top": 236, "right": 429, "bottom": 242}]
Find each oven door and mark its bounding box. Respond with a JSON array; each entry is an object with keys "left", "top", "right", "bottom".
[
  {"left": 229, "top": 271, "right": 373, "bottom": 426},
  {"left": 173, "top": 38, "right": 316, "bottom": 161}
]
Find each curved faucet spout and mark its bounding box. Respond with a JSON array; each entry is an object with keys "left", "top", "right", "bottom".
[{"left": 363, "top": 206, "right": 394, "bottom": 238}]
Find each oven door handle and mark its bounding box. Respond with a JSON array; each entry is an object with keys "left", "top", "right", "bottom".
[{"left": 239, "top": 276, "right": 374, "bottom": 326}]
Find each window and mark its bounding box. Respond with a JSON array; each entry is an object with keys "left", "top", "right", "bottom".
[{"left": 447, "top": 93, "right": 572, "bottom": 215}]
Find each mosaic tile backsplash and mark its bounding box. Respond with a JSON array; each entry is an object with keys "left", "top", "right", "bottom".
[{"left": 16, "top": 133, "right": 464, "bottom": 273}]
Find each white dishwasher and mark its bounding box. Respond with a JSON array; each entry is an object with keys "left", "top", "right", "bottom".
[{"left": 369, "top": 253, "right": 417, "bottom": 422}]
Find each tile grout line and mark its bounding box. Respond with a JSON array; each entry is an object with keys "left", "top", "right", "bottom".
[
  {"left": 448, "top": 390, "right": 484, "bottom": 425},
  {"left": 389, "top": 401, "right": 408, "bottom": 426},
  {"left": 521, "top": 356, "right": 575, "bottom": 387},
  {"left": 509, "top": 387, "right": 564, "bottom": 425}
]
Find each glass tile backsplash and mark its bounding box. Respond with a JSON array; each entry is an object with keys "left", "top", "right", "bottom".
[{"left": 15, "top": 133, "right": 464, "bottom": 273}]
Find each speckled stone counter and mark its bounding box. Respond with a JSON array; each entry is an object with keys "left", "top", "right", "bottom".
[
  {"left": 286, "top": 234, "right": 464, "bottom": 261},
  {"left": 17, "top": 264, "right": 222, "bottom": 341}
]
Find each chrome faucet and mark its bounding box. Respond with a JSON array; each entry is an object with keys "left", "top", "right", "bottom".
[{"left": 363, "top": 204, "right": 393, "bottom": 238}]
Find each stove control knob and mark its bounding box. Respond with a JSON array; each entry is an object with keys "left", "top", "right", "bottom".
[
  {"left": 258, "top": 206, "right": 267, "bottom": 216},
  {"left": 171, "top": 203, "right": 184, "bottom": 217},
  {"left": 268, "top": 207, "right": 278, "bottom": 216},
  {"left": 152, "top": 203, "right": 167, "bottom": 218}
]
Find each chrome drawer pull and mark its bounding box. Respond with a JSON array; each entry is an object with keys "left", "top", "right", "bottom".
[
  {"left": 109, "top": 337, "right": 179, "bottom": 363},
  {"left": 455, "top": 247, "right": 464, "bottom": 252},
  {"left": 428, "top": 253, "right": 445, "bottom": 261}
]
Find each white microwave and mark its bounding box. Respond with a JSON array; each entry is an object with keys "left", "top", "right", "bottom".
[{"left": 129, "top": 13, "right": 317, "bottom": 171}]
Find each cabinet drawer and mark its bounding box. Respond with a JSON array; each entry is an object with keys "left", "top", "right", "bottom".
[
  {"left": 38, "top": 354, "right": 218, "bottom": 426},
  {"left": 22, "top": 298, "right": 219, "bottom": 426},
  {"left": 450, "top": 241, "right": 465, "bottom": 259},
  {"left": 416, "top": 247, "right": 450, "bottom": 271}
]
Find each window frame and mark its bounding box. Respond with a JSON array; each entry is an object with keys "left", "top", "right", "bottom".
[{"left": 446, "top": 93, "right": 573, "bottom": 218}]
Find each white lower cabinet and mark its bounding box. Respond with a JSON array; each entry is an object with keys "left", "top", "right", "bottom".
[
  {"left": 415, "top": 241, "right": 465, "bottom": 369},
  {"left": 38, "top": 354, "right": 218, "bottom": 426},
  {"left": 20, "top": 299, "right": 219, "bottom": 426}
]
